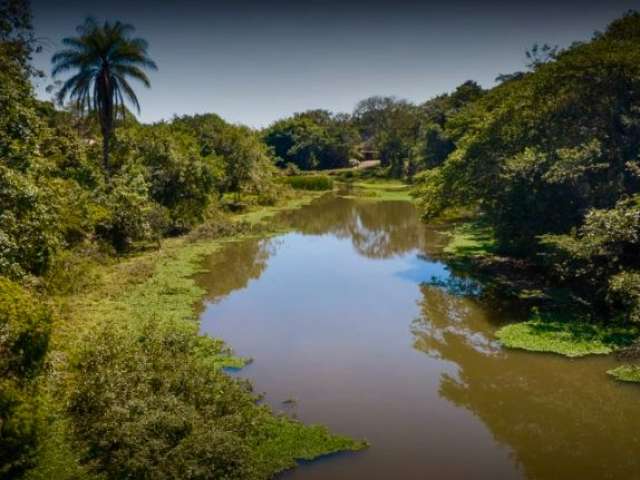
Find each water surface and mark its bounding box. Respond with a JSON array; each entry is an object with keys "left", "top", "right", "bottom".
[{"left": 198, "top": 196, "right": 640, "bottom": 480}]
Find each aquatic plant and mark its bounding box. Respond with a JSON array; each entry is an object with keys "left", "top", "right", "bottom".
[{"left": 496, "top": 310, "right": 639, "bottom": 357}]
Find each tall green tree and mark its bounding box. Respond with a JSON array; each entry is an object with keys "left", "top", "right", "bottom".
[
  {"left": 264, "top": 111, "right": 359, "bottom": 171},
  {"left": 51, "top": 18, "right": 156, "bottom": 175}
]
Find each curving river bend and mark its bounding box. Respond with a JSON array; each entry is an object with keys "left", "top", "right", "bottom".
[{"left": 197, "top": 195, "right": 640, "bottom": 480}]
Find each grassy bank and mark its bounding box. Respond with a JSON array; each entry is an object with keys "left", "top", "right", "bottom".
[
  {"left": 281, "top": 175, "right": 334, "bottom": 191},
  {"left": 496, "top": 315, "right": 639, "bottom": 358},
  {"left": 442, "top": 220, "right": 496, "bottom": 258},
  {"left": 27, "top": 192, "right": 366, "bottom": 479},
  {"left": 337, "top": 179, "right": 414, "bottom": 201},
  {"left": 438, "top": 218, "right": 640, "bottom": 378}
]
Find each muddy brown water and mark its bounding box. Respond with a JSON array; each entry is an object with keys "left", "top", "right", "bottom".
[{"left": 197, "top": 195, "right": 640, "bottom": 480}]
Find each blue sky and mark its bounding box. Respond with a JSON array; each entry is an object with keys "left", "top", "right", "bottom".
[{"left": 30, "top": 0, "right": 638, "bottom": 127}]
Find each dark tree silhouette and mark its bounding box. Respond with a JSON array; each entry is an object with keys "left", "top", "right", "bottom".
[{"left": 52, "top": 18, "right": 156, "bottom": 175}]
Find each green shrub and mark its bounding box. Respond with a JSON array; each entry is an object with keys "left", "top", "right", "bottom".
[
  {"left": 541, "top": 195, "right": 640, "bottom": 317},
  {"left": 94, "top": 169, "right": 169, "bottom": 252},
  {"left": 133, "top": 129, "right": 217, "bottom": 233},
  {"left": 42, "top": 246, "right": 105, "bottom": 295},
  {"left": 67, "top": 320, "right": 258, "bottom": 479},
  {"left": 0, "top": 166, "right": 62, "bottom": 278},
  {"left": 0, "top": 277, "right": 52, "bottom": 478},
  {"left": 283, "top": 175, "right": 333, "bottom": 191},
  {"left": 608, "top": 271, "right": 640, "bottom": 323}
]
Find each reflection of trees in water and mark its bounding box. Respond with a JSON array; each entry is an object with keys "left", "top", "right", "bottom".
[
  {"left": 197, "top": 238, "right": 278, "bottom": 303},
  {"left": 412, "top": 285, "right": 640, "bottom": 480},
  {"left": 277, "top": 196, "right": 445, "bottom": 259},
  {"left": 197, "top": 196, "right": 438, "bottom": 306},
  {"left": 421, "top": 263, "right": 482, "bottom": 297}
]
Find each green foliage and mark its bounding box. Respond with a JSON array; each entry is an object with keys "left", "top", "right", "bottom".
[
  {"left": 1, "top": 4, "right": 365, "bottom": 478},
  {"left": 67, "top": 320, "right": 260, "bottom": 479},
  {"left": 52, "top": 17, "right": 157, "bottom": 173},
  {"left": 411, "top": 11, "right": 640, "bottom": 325},
  {"left": 0, "top": 277, "right": 52, "bottom": 478},
  {"left": 342, "top": 180, "right": 413, "bottom": 201},
  {"left": 609, "top": 271, "right": 640, "bottom": 324},
  {"left": 541, "top": 195, "right": 640, "bottom": 320},
  {"left": 0, "top": 0, "right": 40, "bottom": 172},
  {"left": 264, "top": 110, "right": 359, "bottom": 171},
  {"left": 69, "top": 318, "right": 366, "bottom": 480},
  {"left": 250, "top": 416, "right": 367, "bottom": 477},
  {"left": 496, "top": 309, "right": 639, "bottom": 357},
  {"left": 415, "top": 12, "right": 640, "bottom": 254},
  {"left": 284, "top": 175, "right": 334, "bottom": 191},
  {"left": 61, "top": 231, "right": 364, "bottom": 479},
  {"left": 353, "top": 97, "right": 422, "bottom": 176},
  {"left": 607, "top": 364, "right": 640, "bottom": 383},
  {"left": 412, "top": 123, "right": 454, "bottom": 169},
  {"left": 115, "top": 125, "right": 217, "bottom": 232},
  {"left": 94, "top": 167, "right": 169, "bottom": 251},
  {"left": 0, "top": 165, "right": 62, "bottom": 278},
  {"left": 411, "top": 81, "right": 484, "bottom": 174},
  {"left": 0, "top": 277, "right": 51, "bottom": 378},
  {"left": 215, "top": 125, "right": 276, "bottom": 195},
  {"left": 173, "top": 114, "right": 277, "bottom": 196},
  {"left": 443, "top": 221, "right": 496, "bottom": 258}
]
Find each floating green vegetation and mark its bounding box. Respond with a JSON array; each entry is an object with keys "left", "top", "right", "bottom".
[
  {"left": 37, "top": 194, "right": 365, "bottom": 479},
  {"left": 339, "top": 180, "right": 413, "bottom": 201},
  {"left": 283, "top": 175, "right": 334, "bottom": 191},
  {"left": 443, "top": 221, "right": 496, "bottom": 258},
  {"left": 231, "top": 190, "right": 323, "bottom": 226},
  {"left": 496, "top": 312, "right": 639, "bottom": 358},
  {"left": 608, "top": 365, "right": 640, "bottom": 383},
  {"left": 252, "top": 417, "right": 368, "bottom": 477}
]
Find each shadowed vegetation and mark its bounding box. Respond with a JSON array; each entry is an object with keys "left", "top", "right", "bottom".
[{"left": 442, "top": 221, "right": 496, "bottom": 258}]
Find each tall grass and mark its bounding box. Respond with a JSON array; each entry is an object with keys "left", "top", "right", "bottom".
[{"left": 283, "top": 175, "right": 334, "bottom": 191}]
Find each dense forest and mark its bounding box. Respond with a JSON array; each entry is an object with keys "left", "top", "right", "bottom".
[{"left": 2, "top": 0, "right": 640, "bottom": 478}]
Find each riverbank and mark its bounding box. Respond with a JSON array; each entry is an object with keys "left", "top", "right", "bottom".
[
  {"left": 436, "top": 217, "right": 640, "bottom": 382},
  {"left": 27, "top": 190, "right": 366, "bottom": 480},
  {"left": 193, "top": 191, "right": 640, "bottom": 480}
]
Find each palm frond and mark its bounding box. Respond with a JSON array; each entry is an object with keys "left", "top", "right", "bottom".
[
  {"left": 52, "top": 16, "right": 156, "bottom": 127},
  {"left": 112, "top": 64, "right": 151, "bottom": 87},
  {"left": 114, "top": 76, "right": 141, "bottom": 113}
]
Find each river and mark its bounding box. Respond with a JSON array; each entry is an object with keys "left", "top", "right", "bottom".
[{"left": 197, "top": 195, "right": 640, "bottom": 480}]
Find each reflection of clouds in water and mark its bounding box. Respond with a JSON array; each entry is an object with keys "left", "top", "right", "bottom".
[
  {"left": 394, "top": 251, "right": 482, "bottom": 297},
  {"left": 394, "top": 253, "right": 450, "bottom": 284},
  {"left": 423, "top": 275, "right": 483, "bottom": 297}
]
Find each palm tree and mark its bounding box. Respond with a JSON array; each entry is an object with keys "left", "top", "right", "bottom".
[{"left": 52, "top": 18, "right": 157, "bottom": 175}]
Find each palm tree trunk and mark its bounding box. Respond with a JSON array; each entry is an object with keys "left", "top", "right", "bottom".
[
  {"left": 102, "top": 128, "right": 110, "bottom": 176},
  {"left": 99, "top": 68, "right": 114, "bottom": 179}
]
